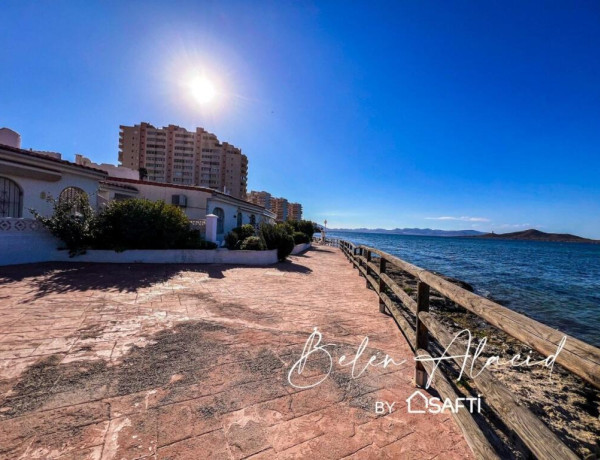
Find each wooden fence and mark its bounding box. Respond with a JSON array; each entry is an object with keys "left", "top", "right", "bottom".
[{"left": 339, "top": 239, "right": 600, "bottom": 460}]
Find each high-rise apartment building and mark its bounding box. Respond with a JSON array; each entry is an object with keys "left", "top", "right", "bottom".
[
  {"left": 248, "top": 190, "right": 303, "bottom": 222},
  {"left": 270, "top": 197, "right": 289, "bottom": 222},
  {"left": 118, "top": 123, "right": 248, "bottom": 199},
  {"left": 247, "top": 191, "right": 271, "bottom": 210},
  {"left": 288, "top": 202, "right": 302, "bottom": 221}
]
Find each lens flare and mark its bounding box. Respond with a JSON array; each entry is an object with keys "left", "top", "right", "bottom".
[{"left": 189, "top": 76, "right": 217, "bottom": 104}]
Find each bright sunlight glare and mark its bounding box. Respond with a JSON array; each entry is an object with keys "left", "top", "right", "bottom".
[{"left": 189, "top": 76, "right": 217, "bottom": 104}]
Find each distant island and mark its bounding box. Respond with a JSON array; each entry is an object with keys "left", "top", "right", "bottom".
[
  {"left": 327, "top": 228, "right": 485, "bottom": 237},
  {"left": 471, "top": 229, "right": 599, "bottom": 244}
]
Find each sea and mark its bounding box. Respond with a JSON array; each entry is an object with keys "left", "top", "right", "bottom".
[{"left": 325, "top": 230, "right": 600, "bottom": 347}]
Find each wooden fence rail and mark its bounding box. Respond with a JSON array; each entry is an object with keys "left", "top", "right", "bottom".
[{"left": 338, "top": 239, "right": 600, "bottom": 460}]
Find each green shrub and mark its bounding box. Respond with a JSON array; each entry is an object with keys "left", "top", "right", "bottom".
[
  {"left": 239, "top": 236, "right": 266, "bottom": 250},
  {"left": 237, "top": 224, "right": 256, "bottom": 240},
  {"left": 33, "top": 197, "right": 217, "bottom": 253},
  {"left": 224, "top": 231, "right": 240, "bottom": 250},
  {"left": 281, "top": 222, "right": 295, "bottom": 236},
  {"left": 260, "top": 223, "right": 295, "bottom": 261},
  {"left": 225, "top": 224, "right": 255, "bottom": 250},
  {"left": 293, "top": 231, "right": 310, "bottom": 244},
  {"left": 198, "top": 240, "right": 218, "bottom": 249},
  {"left": 93, "top": 199, "right": 201, "bottom": 250},
  {"left": 177, "top": 230, "right": 218, "bottom": 249},
  {"left": 289, "top": 220, "right": 316, "bottom": 239},
  {"left": 30, "top": 194, "right": 95, "bottom": 257}
]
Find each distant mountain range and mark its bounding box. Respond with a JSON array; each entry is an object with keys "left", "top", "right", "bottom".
[
  {"left": 328, "top": 228, "right": 485, "bottom": 237},
  {"left": 472, "top": 229, "right": 599, "bottom": 244},
  {"left": 327, "top": 227, "right": 598, "bottom": 243}
]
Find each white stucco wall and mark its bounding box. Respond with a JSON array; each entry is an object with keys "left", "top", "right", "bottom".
[
  {"left": 291, "top": 242, "right": 311, "bottom": 255},
  {"left": 0, "top": 219, "right": 278, "bottom": 266},
  {"left": 127, "top": 182, "right": 211, "bottom": 220},
  {"left": 0, "top": 219, "right": 64, "bottom": 264},
  {"left": 207, "top": 200, "right": 242, "bottom": 238},
  {"left": 207, "top": 197, "right": 273, "bottom": 240},
  {"left": 1, "top": 171, "right": 102, "bottom": 218},
  {"left": 99, "top": 183, "right": 273, "bottom": 229},
  {"left": 70, "top": 248, "right": 278, "bottom": 265}
]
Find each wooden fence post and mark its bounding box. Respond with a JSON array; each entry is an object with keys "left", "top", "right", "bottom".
[
  {"left": 365, "top": 250, "right": 371, "bottom": 288},
  {"left": 378, "top": 257, "right": 387, "bottom": 314},
  {"left": 359, "top": 248, "right": 364, "bottom": 272},
  {"left": 415, "top": 281, "right": 430, "bottom": 387}
]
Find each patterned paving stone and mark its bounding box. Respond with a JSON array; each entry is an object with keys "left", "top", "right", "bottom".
[{"left": 0, "top": 247, "right": 472, "bottom": 459}]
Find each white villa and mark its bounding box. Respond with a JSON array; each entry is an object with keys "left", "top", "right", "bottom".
[
  {"left": 97, "top": 177, "right": 275, "bottom": 235},
  {"left": 0, "top": 143, "right": 275, "bottom": 264}
]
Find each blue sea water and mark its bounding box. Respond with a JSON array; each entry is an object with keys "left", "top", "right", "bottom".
[{"left": 326, "top": 231, "right": 600, "bottom": 347}]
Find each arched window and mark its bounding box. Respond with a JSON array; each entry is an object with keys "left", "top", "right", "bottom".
[
  {"left": 237, "top": 210, "right": 243, "bottom": 227},
  {"left": 59, "top": 187, "right": 87, "bottom": 213},
  {"left": 59, "top": 187, "right": 86, "bottom": 202},
  {"left": 0, "top": 177, "right": 23, "bottom": 218},
  {"left": 213, "top": 207, "right": 224, "bottom": 234},
  {"left": 249, "top": 214, "right": 256, "bottom": 227}
]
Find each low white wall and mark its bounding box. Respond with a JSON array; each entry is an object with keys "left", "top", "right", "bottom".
[
  {"left": 0, "top": 218, "right": 65, "bottom": 265},
  {"left": 0, "top": 218, "right": 278, "bottom": 266},
  {"left": 291, "top": 242, "right": 311, "bottom": 255},
  {"left": 72, "top": 248, "right": 278, "bottom": 265}
]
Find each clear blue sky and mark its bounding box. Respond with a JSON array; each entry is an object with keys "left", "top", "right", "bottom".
[{"left": 2, "top": 1, "right": 599, "bottom": 237}]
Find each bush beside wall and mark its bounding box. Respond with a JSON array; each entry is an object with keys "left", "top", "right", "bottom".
[
  {"left": 260, "top": 223, "right": 295, "bottom": 261},
  {"left": 289, "top": 220, "right": 317, "bottom": 240},
  {"left": 32, "top": 198, "right": 216, "bottom": 255},
  {"left": 240, "top": 236, "right": 266, "bottom": 250},
  {"left": 30, "top": 194, "right": 95, "bottom": 256},
  {"left": 223, "top": 221, "right": 317, "bottom": 261},
  {"left": 293, "top": 231, "right": 310, "bottom": 244},
  {"left": 224, "top": 224, "right": 256, "bottom": 250}
]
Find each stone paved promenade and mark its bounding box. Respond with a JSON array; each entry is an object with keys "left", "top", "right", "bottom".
[{"left": 0, "top": 246, "right": 472, "bottom": 459}]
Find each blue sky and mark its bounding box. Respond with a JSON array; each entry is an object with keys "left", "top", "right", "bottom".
[{"left": 2, "top": 1, "right": 599, "bottom": 237}]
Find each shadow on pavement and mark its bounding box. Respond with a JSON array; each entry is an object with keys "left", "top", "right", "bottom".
[{"left": 0, "top": 257, "right": 314, "bottom": 300}]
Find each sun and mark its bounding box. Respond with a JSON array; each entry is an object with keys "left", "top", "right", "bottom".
[{"left": 189, "top": 76, "right": 217, "bottom": 104}]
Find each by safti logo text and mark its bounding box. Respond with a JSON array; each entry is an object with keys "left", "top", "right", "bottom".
[{"left": 406, "top": 390, "right": 482, "bottom": 414}]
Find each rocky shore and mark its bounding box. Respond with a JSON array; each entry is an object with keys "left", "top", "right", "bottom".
[{"left": 385, "top": 267, "right": 600, "bottom": 459}]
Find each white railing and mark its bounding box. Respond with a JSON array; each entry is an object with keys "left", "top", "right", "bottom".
[
  {"left": 312, "top": 236, "right": 340, "bottom": 247},
  {"left": 189, "top": 219, "right": 206, "bottom": 236},
  {"left": 0, "top": 218, "right": 47, "bottom": 234}
]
